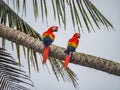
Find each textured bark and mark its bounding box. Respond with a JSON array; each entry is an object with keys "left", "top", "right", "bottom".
[{"left": 0, "top": 24, "right": 120, "bottom": 76}]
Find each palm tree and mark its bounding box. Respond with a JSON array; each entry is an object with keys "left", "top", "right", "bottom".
[{"left": 0, "top": 0, "right": 120, "bottom": 89}]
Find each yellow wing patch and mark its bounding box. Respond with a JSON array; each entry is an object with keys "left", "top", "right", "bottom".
[
  {"left": 42, "top": 32, "right": 54, "bottom": 40},
  {"left": 68, "top": 42, "right": 78, "bottom": 48}
]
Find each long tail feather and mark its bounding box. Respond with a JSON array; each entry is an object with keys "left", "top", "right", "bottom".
[
  {"left": 63, "top": 54, "right": 71, "bottom": 69},
  {"left": 42, "top": 46, "right": 50, "bottom": 64}
]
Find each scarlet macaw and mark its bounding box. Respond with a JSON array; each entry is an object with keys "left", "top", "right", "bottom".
[
  {"left": 42, "top": 26, "right": 58, "bottom": 64},
  {"left": 62, "top": 33, "right": 80, "bottom": 69}
]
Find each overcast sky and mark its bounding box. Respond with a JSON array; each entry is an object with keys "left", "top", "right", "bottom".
[{"left": 1, "top": 0, "right": 120, "bottom": 90}]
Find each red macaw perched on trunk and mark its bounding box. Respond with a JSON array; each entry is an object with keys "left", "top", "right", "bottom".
[
  {"left": 62, "top": 33, "right": 80, "bottom": 69},
  {"left": 42, "top": 26, "right": 58, "bottom": 64}
]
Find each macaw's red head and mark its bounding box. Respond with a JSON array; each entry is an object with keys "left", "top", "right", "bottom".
[
  {"left": 73, "top": 33, "right": 80, "bottom": 38},
  {"left": 47, "top": 26, "right": 58, "bottom": 33}
]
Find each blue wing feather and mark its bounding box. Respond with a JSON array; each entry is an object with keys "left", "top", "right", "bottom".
[
  {"left": 43, "top": 36, "right": 53, "bottom": 46},
  {"left": 65, "top": 46, "right": 75, "bottom": 54}
]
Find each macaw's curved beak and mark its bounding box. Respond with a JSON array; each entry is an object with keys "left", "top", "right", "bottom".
[{"left": 53, "top": 26, "right": 58, "bottom": 32}]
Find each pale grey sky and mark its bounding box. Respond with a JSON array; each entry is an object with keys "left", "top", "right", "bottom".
[{"left": 1, "top": 0, "right": 120, "bottom": 90}]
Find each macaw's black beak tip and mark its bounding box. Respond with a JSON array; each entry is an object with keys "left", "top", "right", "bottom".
[
  {"left": 54, "top": 27, "right": 58, "bottom": 32},
  {"left": 53, "top": 29, "right": 58, "bottom": 32}
]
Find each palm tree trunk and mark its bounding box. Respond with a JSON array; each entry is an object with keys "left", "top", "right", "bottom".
[{"left": 0, "top": 24, "right": 120, "bottom": 76}]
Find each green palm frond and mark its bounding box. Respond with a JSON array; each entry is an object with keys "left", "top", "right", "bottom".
[
  {"left": 0, "top": 0, "right": 41, "bottom": 71},
  {"left": 33, "top": 0, "right": 39, "bottom": 19},
  {"left": 0, "top": 0, "right": 41, "bottom": 39},
  {"left": 49, "top": 57, "right": 79, "bottom": 89},
  {"left": 6, "top": 0, "right": 114, "bottom": 32},
  {"left": 7, "top": 0, "right": 38, "bottom": 19},
  {"left": 0, "top": 47, "right": 34, "bottom": 90}
]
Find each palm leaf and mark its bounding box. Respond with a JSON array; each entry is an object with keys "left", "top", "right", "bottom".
[
  {"left": 83, "top": 0, "right": 114, "bottom": 29},
  {"left": 0, "top": 0, "right": 41, "bottom": 41},
  {"left": 0, "top": 0, "right": 41, "bottom": 71},
  {"left": 0, "top": 47, "right": 34, "bottom": 90},
  {"left": 22, "top": 0, "right": 26, "bottom": 15},
  {"left": 56, "top": 0, "right": 114, "bottom": 30},
  {"left": 6, "top": 0, "right": 114, "bottom": 31},
  {"left": 33, "top": 0, "right": 39, "bottom": 19},
  {"left": 49, "top": 57, "right": 79, "bottom": 89}
]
